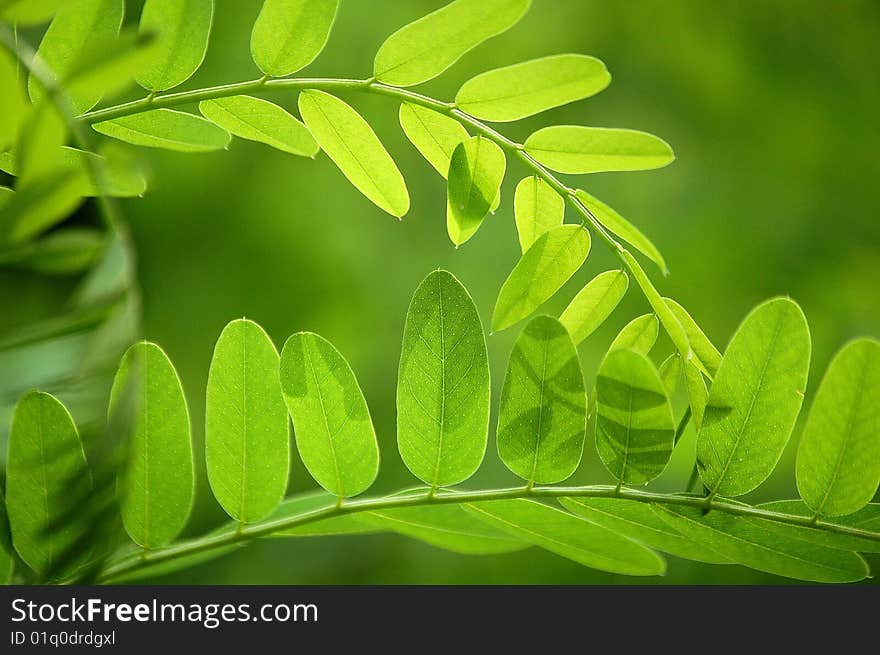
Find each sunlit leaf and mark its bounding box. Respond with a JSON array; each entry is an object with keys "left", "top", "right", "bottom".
[
  {"left": 456, "top": 54, "right": 610, "bottom": 122},
  {"left": 0, "top": 48, "right": 28, "bottom": 153},
  {"left": 206, "top": 319, "right": 290, "bottom": 523},
  {"left": 280, "top": 332, "right": 379, "bottom": 497},
  {"left": 697, "top": 297, "right": 811, "bottom": 497},
  {"left": 497, "top": 316, "right": 586, "bottom": 484},
  {"left": 398, "top": 103, "right": 469, "bottom": 177},
  {"left": 299, "top": 90, "right": 409, "bottom": 217},
  {"left": 559, "top": 270, "right": 628, "bottom": 346},
  {"left": 664, "top": 297, "right": 722, "bottom": 377},
  {"left": 0, "top": 0, "right": 65, "bottom": 25},
  {"left": 397, "top": 270, "right": 490, "bottom": 488},
  {"left": 446, "top": 135, "right": 506, "bottom": 245},
  {"left": 93, "top": 109, "right": 231, "bottom": 152},
  {"left": 796, "top": 338, "right": 880, "bottom": 517},
  {"left": 513, "top": 176, "right": 564, "bottom": 253},
  {"left": 525, "top": 126, "right": 674, "bottom": 174},
  {"left": 608, "top": 314, "right": 658, "bottom": 355},
  {"left": 492, "top": 225, "right": 590, "bottom": 332},
  {"left": 251, "top": 0, "right": 339, "bottom": 77},
  {"left": 658, "top": 354, "right": 681, "bottom": 396},
  {"left": 199, "top": 95, "right": 318, "bottom": 157},
  {"left": 683, "top": 360, "right": 709, "bottom": 430},
  {"left": 374, "top": 0, "right": 531, "bottom": 87},
  {"left": 110, "top": 342, "right": 194, "bottom": 549},
  {"left": 137, "top": 0, "right": 214, "bottom": 92}
]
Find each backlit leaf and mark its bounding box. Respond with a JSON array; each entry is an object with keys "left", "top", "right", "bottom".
[
  {"left": 664, "top": 297, "right": 722, "bottom": 377},
  {"left": 608, "top": 314, "right": 658, "bottom": 355},
  {"left": 559, "top": 270, "right": 628, "bottom": 346},
  {"left": 446, "top": 135, "right": 506, "bottom": 245},
  {"left": 513, "top": 176, "right": 564, "bottom": 253},
  {"left": 683, "top": 360, "right": 709, "bottom": 430},
  {"left": 93, "top": 109, "right": 231, "bottom": 152},
  {"left": 658, "top": 354, "right": 681, "bottom": 396},
  {"left": 137, "top": 0, "right": 214, "bottom": 92},
  {"left": 398, "top": 103, "right": 469, "bottom": 177},
  {"left": 251, "top": 0, "right": 339, "bottom": 77},
  {"left": 0, "top": 0, "right": 64, "bottom": 25},
  {"left": 758, "top": 501, "right": 880, "bottom": 554}
]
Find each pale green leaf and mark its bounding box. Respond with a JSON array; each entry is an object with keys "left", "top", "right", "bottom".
[
  {"left": 559, "top": 270, "right": 628, "bottom": 346},
  {"left": 464, "top": 498, "right": 664, "bottom": 575},
  {"left": 684, "top": 360, "right": 709, "bottom": 431},
  {"left": 654, "top": 504, "right": 868, "bottom": 583},
  {"left": 497, "top": 315, "right": 586, "bottom": 484},
  {"left": 93, "top": 109, "right": 231, "bottom": 152},
  {"left": 206, "top": 319, "right": 290, "bottom": 523},
  {"left": 373, "top": 0, "right": 531, "bottom": 87},
  {"left": 658, "top": 354, "right": 681, "bottom": 396},
  {"left": 397, "top": 270, "right": 490, "bottom": 488},
  {"left": 796, "top": 338, "right": 880, "bottom": 517},
  {"left": 513, "top": 175, "right": 564, "bottom": 253},
  {"left": 560, "top": 497, "right": 730, "bottom": 564},
  {"left": 596, "top": 348, "right": 674, "bottom": 484},
  {"left": 0, "top": 227, "right": 104, "bottom": 275},
  {"left": 446, "top": 135, "right": 506, "bottom": 245},
  {"left": 664, "top": 297, "right": 722, "bottom": 377},
  {"left": 576, "top": 189, "right": 667, "bottom": 274},
  {"left": 110, "top": 341, "right": 194, "bottom": 549},
  {"left": 758, "top": 501, "right": 880, "bottom": 554},
  {"left": 29, "top": 0, "right": 124, "bottom": 113},
  {"left": 251, "top": 0, "right": 338, "bottom": 77},
  {"left": 137, "top": 0, "right": 214, "bottom": 92},
  {"left": 608, "top": 314, "right": 659, "bottom": 355},
  {"left": 299, "top": 90, "right": 409, "bottom": 217},
  {"left": 0, "top": 0, "right": 64, "bottom": 25},
  {"left": 456, "top": 54, "right": 610, "bottom": 122},
  {"left": 15, "top": 102, "right": 66, "bottom": 186},
  {"left": 697, "top": 297, "right": 811, "bottom": 497},
  {"left": 280, "top": 332, "right": 379, "bottom": 497},
  {"left": 398, "top": 103, "right": 469, "bottom": 177},
  {"left": 199, "top": 95, "right": 318, "bottom": 157},
  {"left": 526, "top": 126, "right": 674, "bottom": 174},
  {"left": 492, "top": 225, "right": 591, "bottom": 332},
  {"left": 0, "top": 48, "right": 28, "bottom": 153},
  {"left": 5, "top": 391, "right": 91, "bottom": 575},
  {"left": 0, "top": 171, "right": 84, "bottom": 244}
]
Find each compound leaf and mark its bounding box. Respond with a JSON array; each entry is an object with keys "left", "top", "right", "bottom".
[
  {"left": 513, "top": 175, "right": 564, "bottom": 253},
  {"left": 398, "top": 103, "right": 469, "bottom": 177},
  {"left": 250, "top": 0, "right": 339, "bottom": 77},
  {"left": 559, "top": 270, "right": 628, "bottom": 346},
  {"left": 446, "top": 135, "right": 506, "bottom": 245},
  {"left": 136, "top": 0, "right": 213, "bottom": 92},
  {"left": 93, "top": 109, "right": 231, "bottom": 152}
]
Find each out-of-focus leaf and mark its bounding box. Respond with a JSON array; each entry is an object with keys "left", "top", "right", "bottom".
[
  {"left": 0, "top": 0, "right": 65, "bottom": 25},
  {"left": 513, "top": 176, "right": 563, "bottom": 253},
  {"left": 137, "top": 0, "right": 214, "bottom": 92},
  {"left": 608, "top": 314, "right": 658, "bottom": 355},
  {"left": 0, "top": 48, "right": 28, "bottom": 153},
  {"left": 0, "top": 227, "right": 104, "bottom": 275},
  {"left": 93, "top": 109, "right": 231, "bottom": 151},
  {"left": 456, "top": 54, "right": 610, "bottom": 122},
  {"left": 446, "top": 135, "right": 505, "bottom": 245},
  {"left": 374, "top": 0, "right": 531, "bottom": 87},
  {"left": 0, "top": 170, "right": 84, "bottom": 244},
  {"left": 559, "top": 270, "right": 628, "bottom": 346},
  {"left": 251, "top": 0, "right": 339, "bottom": 77}
]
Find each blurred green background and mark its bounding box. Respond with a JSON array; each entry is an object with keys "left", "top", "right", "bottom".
[{"left": 5, "top": 0, "right": 880, "bottom": 584}]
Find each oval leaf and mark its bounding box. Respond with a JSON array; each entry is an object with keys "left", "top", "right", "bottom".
[
  {"left": 93, "top": 109, "right": 231, "bottom": 152},
  {"left": 137, "top": 0, "right": 214, "bottom": 92},
  {"left": 206, "top": 319, "right": 290, "bottom": 523},
  {"left": 397, "top": 270, "right": 490, "bottom": 488},
  {"left": 250, "top": 0, "right": 339, "bottom": 77},
  {"left": 658, "top": 354, "right": 681, "bottom": 396},
  {"left": 373, "top": 0, "right": 531, "bottom": 87},
  {"left": 456, "top": 54, "right": 610, "bottom": 122},
  {"left": 280, "top": 332, "right": 379, "bottom": 497},
  {"left": 398, "top": 103, "right": 469, "bottom": 177},
  {"left": 559, "top": 270, "right": 628, "bottom": 346},
  {"left": 526, "top": 126, "right": 674, "bottom": 174},
  {"left": 199, "top": 95, "right": 318, "bottom": 157},
  {"left": 514, "top": 175, "right": 564, "bottom": 253},
  {"left": 608, "top": 314, "right": 659, "bottom": 355},
  {"left": 663, "top": 297, "right": 722, "bottom": 377},
  {"left": 492, "top": 224, "right": 591, "bottom": 332},
  {"left": 697, "top": 297, "right": 811, "bottom": 497},
  {"left": 595, "top": 348, "right": 675, "bottom": 484},
  {"left": 796, "top": 338, "right": 880, "bottom": 517},
  {"left": 464, "top": 499, "right": 664, "bottom": 576},
  {"left": 5, "top": 391, "right": 91, "bottom": 575},
  {"left": 497, "top": 316, "right": 587, "bottom": 484},
  {"left": 447, "top": 135, "right": 506, "bottom": 245},
  {"left": 299, "top": 90, "right": 409, "bottom": 217},
  {"left": 110, "top": 342, "right": 194, "bottom": 549}
]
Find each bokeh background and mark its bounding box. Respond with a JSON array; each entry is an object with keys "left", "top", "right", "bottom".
[{"left": 4, "top": 0, "right": 880, "bottom": 584}]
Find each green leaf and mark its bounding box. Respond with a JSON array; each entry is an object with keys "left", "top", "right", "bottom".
[
  {"left": 560, "top": 497, "right": 730, "bottom": 564},
  {"left": 0, "top": 491, "right": 12, "bottom": 583},
  {"left": 446, "top": 136, "right": 506, "bottom": 245},
  {"left": 595, "top": 348, "right": 675, "bottom": 484},
  {"left": 398, "top": 103, "right": 469, "bottom": 178},
  {"left": 373, "top": 0, "right": 531, "bottom": 87},
  {"left": 250, "top": 0, "right": 339, "bottom": 77},
  {"left": 525, "top": 126, "right": 675, "bottom": 174},
  {"left": 137, "top": 0, "right": 214, "bottom": 92},
  {"left": 658, "top": 354, "right": 681, "bottom": 396},
  {"left": 110, "top": 341, "right": 194, "bottom": 549},
  {"left": 199, "top": 96, "right": 318, "bottom": 157},
  {"left": 280, "top": 332, "right": 379, "bottom": 497},
  {"left": 513, "top": 176, "right": 564, "bottom": 253},
  {"left": 464, "top": 499, "right": 664, "bottom": 575},
  {"left": 497, "top": 316, "right": 587, "bottom": 484},
  {"left": 0, "top": 48, "right": 28, "bottom": 153},
  {"left": 0, "top": 227, "right": 104, "bottom": 275},
  {"left": 559, "top": 270, "right": 628, "bottom": 346},
  {"left": 697, "top": 297, "right": 811, "bottom": 497},
  {"left": 261, "top": 492, "right": 378, "bottom": 538},
  {"left": 299, "top": 90, "right": 409, "bottom": 218},
  {"left": 397, "top": 270, "right": 490, "bottom": 488},
  {"left": 0, "top": 171, "right": 84, "bottom": 244},
  {"left": 575, "top": 189, "right": 667, "bottom": 275},
  {"left": 456, "top": 54, "right": 610, "bottom": 122},
  {"left": 29, "top": 0, "right": 124, "bottom": 113},
  {"left": 206, "top": 319, "right": 290, "bottom": 523},
  {"left": 654, "top": 504, "right": 868, "bottom": 583},
  {"left": 492, "top": 225, "right": 591, "bottom": 332},
  {"left": 608, "top": 314, "right": 659, "bottom": 355},
  {"left": 5, "top": 391, "right": 91, "bottom": 575},
  {"left": 796, "top": 338, "right": 880, "bottom": 517},
  {"left": 0, "top": 0, "right": 64, "bottom": 25},
  {"left": 758, "top": 501, "right": 880, "bottom": 554},
  {"left": 93, "top": 109, "right": 231, "bottom": 152},
  {"left": 15, "top": 102, "right": 67, "bottom": 186},
  {"left": 683, "top": 360, "right": 709, "bottom": 430},
  {"left": 664, "top": 297, "right": 722, "bottom": 377}
]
